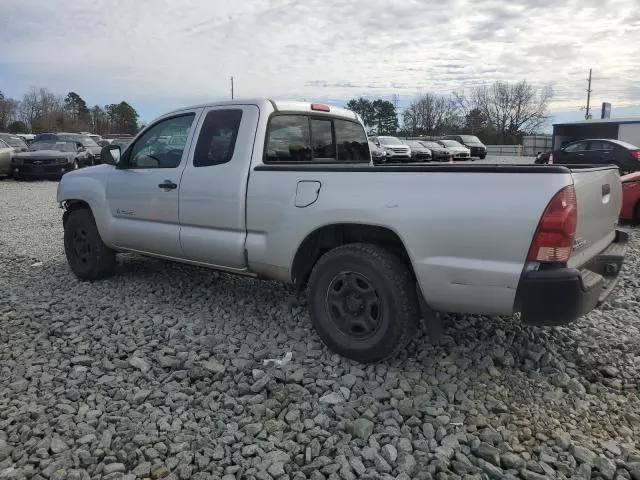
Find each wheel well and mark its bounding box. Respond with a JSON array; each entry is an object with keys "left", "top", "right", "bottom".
[
  {"left": 291, "top": 224, "right": 413, "bottom": 287},
  {"left": 62, "top": 200, "right": 91, "bottom": 227}
]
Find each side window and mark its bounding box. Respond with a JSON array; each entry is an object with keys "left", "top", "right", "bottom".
[
  {"left": 564, "top": 142, "right": 586, "bottom": 153},
  {"left": 265, "top": 115, "right": 311, "bottom": 163},
  {"left": 127, "top": 114, "right": 195, "bottom": 169},
  {"left": 310, "top": 118, "right": 335, "bottom": 160},
  {"left": 588, "top": 141, "right": 613, "bottom": 151},
  {"left": 193, "top": 109, "right": 243, "bottom": 167},
  {"left": 335, "top": 119, "right": 369, "bottom": 162}
]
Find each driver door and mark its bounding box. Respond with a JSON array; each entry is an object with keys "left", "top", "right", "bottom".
[
  {"left": 557, "top": 141, "right": 587, "bottom": 164},
  {"left": 105, "top": 109, "right": 202, "bottom": 258}
]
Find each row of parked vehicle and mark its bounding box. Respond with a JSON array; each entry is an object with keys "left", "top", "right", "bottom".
[
  {"left": 368, "top": 134, "right": 488, "bottom": 163},
  {"left": 0, "top": 131, "right": 132, "bottom": 179}
]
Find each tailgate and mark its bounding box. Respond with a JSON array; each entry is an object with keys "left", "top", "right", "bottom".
[{"left": 568, "top": 166, "right": 622, "bottom": 269}]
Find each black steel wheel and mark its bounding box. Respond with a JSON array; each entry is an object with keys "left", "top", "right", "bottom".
[
  {"left": 307, "top": 243, "right": 419, "bottom": 363},
  {"left": 326, "top": 272, "right": 383, "bottom": 339},
  {"left": 64, "top": 209, "right": 116, "bottom": 280}
]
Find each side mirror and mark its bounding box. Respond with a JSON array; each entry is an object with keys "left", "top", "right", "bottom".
[
  {"left": 101, "top": 144, "right": 121, "bottom": 165},
  {"left": 78, "top": 145, "right": 86, "bottom": 152}
]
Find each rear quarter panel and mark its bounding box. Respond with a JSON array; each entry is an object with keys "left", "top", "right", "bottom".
[{"left": 246, "top": 167, "right": 573, "bottom": 315}]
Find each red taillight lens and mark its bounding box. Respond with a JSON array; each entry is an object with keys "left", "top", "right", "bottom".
[
  {"left": 630, "top": 150, "right": 640, "bottom": 160},
  {"left": 527, "top": 185, "right": 577, "bottom": 263},
  {"left": 623, "top": 181, "right": 640, "bottom": 189},
  {"left": 311, "top": 103, "right": 330, "bottom": 112}
]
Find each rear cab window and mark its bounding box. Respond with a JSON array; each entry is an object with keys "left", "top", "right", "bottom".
[{"left": 265, "top": 114, "right": 369, "bottom": 163}]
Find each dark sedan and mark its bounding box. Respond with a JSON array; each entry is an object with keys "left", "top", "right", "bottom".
[
  {"left": 11, "top": 141, "right": 92, "bottom": 179},
  {"left": 417, "top": 140, "right": 451, "bottom": 161},
  {"left": 441, "top": 134, "right": 487, "bottom": 159},
  {"left": 542, "top": 138, "right": 640, "bottom": 173},
  {"left": 33, "top": 133, "right": 103, "bottom": 164},
  {"left": 402, "top": 140, "right": 433, "bottom": 161}
]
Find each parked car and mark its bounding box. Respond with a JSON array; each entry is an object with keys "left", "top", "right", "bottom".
[
  {"left": 620, "top": 172, "right": 640, "bottom": 222},
  {"left": 544, "top": 139, "right": 640, "bottom": 173},
  {"left": 402, "top": 140, "right": 432, "bottom": 161},
  {"left": 33, "top": 133, "right": 103, "bottom": 164},
  {"left": 370, "top": 136, "right": 411, "bottom": 162},
  {"left": 11, "top": 140, "right": 93, "bottom": 179},
  {"left": 437, "top": 139, "right": 471, "bottom": 160},
  {"left": 441, "top": 135, "right": 487, "bottom": 159},
  {"left": 0, "top": 139, "right": 13, "bottom": 177},
  {"left": 418, "top": 140, "right": 451, "bottom": 161},
  {"left": 0, "top": 133, "right": 29, "bottom": 152},
  {"left": 57, "top": 99, "right": 627, "bottom": 363},
  {"left": 368, "top": 140, "right": 386, "bottom": 164}
]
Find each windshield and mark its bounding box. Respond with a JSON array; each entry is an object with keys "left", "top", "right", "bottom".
[
  {"left": 378, "top": 136, "right": 402, "bottom": 144},
  {"left": 0, "top": 135, "right": 27, "bottom": 148},
  {"left": 30, "top": 141, "right": 76, "bottom": 152},
  {"left": 405, "top": 141, "right": 424, "bottom": 149},
  {"left": 78, "top": 136, "right": 99, "bottom": 147},
  {"left": 439, "top": 140, "right": 463, "bottom": 147},
  {"left": 459, "top": 135, "right": 482, "bottom": 143},
  {"left": 420, "top": 141, "right": 440, "bottom": 148}
]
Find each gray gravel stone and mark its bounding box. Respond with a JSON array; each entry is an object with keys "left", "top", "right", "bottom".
[
  {"left": 349, "top": 418, "right": 374, "bottom": 441},
  {"left": 594, "top": 456, "right": 616, "bottom": 480},
  {"left": 1, "top": 181, "right": 639, "bottom": 480},
  {"left": 573, "top": 445, "right": 596, "bottom": 464}
]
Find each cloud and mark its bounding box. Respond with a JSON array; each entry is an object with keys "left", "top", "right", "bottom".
[{"left": 1, "top": 0, "right": 639, "bottom": 120}]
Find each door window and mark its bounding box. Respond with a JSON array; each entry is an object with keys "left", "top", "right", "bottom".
[
  {"left": 193, "top": 109, "right": 243, "bottom": 167},
  {"left": 587, "top": 141, "right": 614, "bottom": 151},
  {"left": 563, "top": 141, "right": 587, "bottom": 153},
  {"left": 126, "top": 114, "right": 195, "bottom": 168}
]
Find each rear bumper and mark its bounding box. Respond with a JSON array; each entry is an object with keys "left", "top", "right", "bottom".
[{"left": 515, "top": 230, "right": 628, "bottom": 326}]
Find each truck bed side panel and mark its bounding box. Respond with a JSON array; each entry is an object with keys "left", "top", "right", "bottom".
[{"left": 245, "top": 169, "right": 572, "bottom": 315}]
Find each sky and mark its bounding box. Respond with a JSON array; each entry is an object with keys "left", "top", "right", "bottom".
[{"left": 1, "top": 0, "right": 640, "bottom": 131}]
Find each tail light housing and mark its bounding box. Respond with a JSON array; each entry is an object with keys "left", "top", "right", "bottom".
[
  {"left": 622, "top": 181, "right": 640, "bottom": 189},
  {"left": 527, "top": 185, "right": 577, "bottom": 263},
  {"left": 630, "top": 150, "right": 640, "bottom": 160}
]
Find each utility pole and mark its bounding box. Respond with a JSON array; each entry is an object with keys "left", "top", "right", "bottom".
[
  {"left": 231, "top": 77, "right": 234, "bottom": 100},
  {"left": 585, "top": 68, "right": 592, "bottom": 120}
]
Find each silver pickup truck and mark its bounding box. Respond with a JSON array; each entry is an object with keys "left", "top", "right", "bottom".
[{"left": 57, "top": 99, "right": 628, "bottom": 363}]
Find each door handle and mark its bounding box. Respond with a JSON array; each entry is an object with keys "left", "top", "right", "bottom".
[
  {"left": 158, "top": 180, "right": 177, "bottom": 190},
  {"left": 578, "top": 153, "right": 584, "bottom": 156}
]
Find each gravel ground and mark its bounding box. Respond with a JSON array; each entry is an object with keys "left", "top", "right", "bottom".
[{"left": 1, "top": 178, "right": 639, "bottom": 480}]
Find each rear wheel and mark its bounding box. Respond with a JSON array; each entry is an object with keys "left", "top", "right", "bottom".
[
  {"left": 307, "top": 243, "right": 419, "bottom": 363},
  {"left": 635, "top": 202, "right": 640, "bottom": 223},
  {"left": 64, "top": 209, "right": 116, "bottom": 280}
]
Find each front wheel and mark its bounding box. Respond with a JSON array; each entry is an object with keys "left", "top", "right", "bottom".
[
  {"left": 307, "top": 243, "right": 419, "bottom": 363},
  {"left": 64, "top": 209, "right": 116, "bottom": 280}
]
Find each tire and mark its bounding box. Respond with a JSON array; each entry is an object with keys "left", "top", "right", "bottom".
[
  {"left": 64, "top": 209, "right": 116, "bottom": 280},
  {"left": 635, "top": 202, "right": 640, "bottom": 223},
  {"left": 307, "top": 243, "right": 419, "bottom": 363},
  {"left": 480, "top": 154, "right": 487, "bottom": 160}
]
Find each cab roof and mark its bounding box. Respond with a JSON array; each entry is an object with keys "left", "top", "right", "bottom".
[{"left": 167, "top": 98, "right": 360, "bottom": 122}]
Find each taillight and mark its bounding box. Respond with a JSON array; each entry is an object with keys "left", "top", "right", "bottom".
[
  {"left": 527, "top": 185, "right": 577, "bottom": 263},
  {"left": 623, "top": 181, "right": 640, "bottom": 189},
  {"left": 630, "top": 150, "right": 640, "bottom": 160}
]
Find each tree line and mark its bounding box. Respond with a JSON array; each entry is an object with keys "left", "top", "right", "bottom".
[
  {"left": 0, "top": 87, "right": 140, "bottom": 135},
  {"left": 347, "top": 80, "right": 553, "bottom": 144}
]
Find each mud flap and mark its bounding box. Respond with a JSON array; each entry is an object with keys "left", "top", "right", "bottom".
[{"left": 416, "top": 284, "right": 443, "bottom": 344}]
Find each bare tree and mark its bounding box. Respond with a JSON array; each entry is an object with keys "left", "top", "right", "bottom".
[
  {"left": 402, "top": 94, "right": 461, "bottom": 136},
  {"left": 0, "top": 92, "right": 19, "bottom": 130},
  {"left": 469, "top": 80, "right": 552, "bottom": 142}
]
